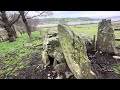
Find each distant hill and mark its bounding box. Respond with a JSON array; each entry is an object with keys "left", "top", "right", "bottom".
[
  {"left": 110, "top": 16, "right": 120, "bottom": 18},
  {"left": 98, "top": 16, "right": 120, "bottom": 21},
  {"left": 38, "top": 17, "right": 99, "bottom": 24}
]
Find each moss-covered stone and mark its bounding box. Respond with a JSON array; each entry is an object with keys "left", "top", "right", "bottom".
[
  {"left": 96, "top": 19, "right": 116, "bottom": 54},
  {"left": 58, "top": 24, "right": 95, "bottom": 79},
  {"left": 42, "top": 29, "right": 65, "bottom": 67},
  {"left": 41, "top": 50, "right": 49, "bottom": 66}
]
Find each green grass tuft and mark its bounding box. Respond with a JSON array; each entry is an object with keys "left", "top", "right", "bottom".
[{"left": 0, "top": 30, "right": 44, "bottom": 78}]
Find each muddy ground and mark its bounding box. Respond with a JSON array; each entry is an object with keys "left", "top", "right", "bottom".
[
  {"left": 88, "top": 51, "right": 120, "bottom": 79},
  {"left": 1, "top": 50, "right": 120, "bottom": 79},
  {"left": 11, "top": 52, "right": 76, "bottom": 79},
  {"left": 9, "top": 51, "right": 120, "bottom": 79}
]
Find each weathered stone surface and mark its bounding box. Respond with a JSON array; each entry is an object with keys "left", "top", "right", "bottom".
[
  {"left": 0, "top": 28, "right": 21, "bottom": 42},
  {"left": 65, "top": 71, "right": 73, "bottom": 78},
  {"left": 16, "top": 30, "right": 21, "bottom": 37},
  {"left": 81, "top": 34, "right": 94, "bottom": 51},
  {"left": 96, "top": 19, "right": 116, "bottom": 54},
  {"left": 42, "top": 29, "right": 59, "bottom": 57},
  {"left": 58, "top": 24, "right": 95, "bottom": 79},
  {"left": 41, "top": 50, "right": 50, "bottom": 66},
  {"left": 42, "top": 29, "right": 66, "bottom": 67},
  {"left": 54, "top": 63, "right": 66, "bottom": 73},
  {"left": 0, "top": 28, "right": 8, "bottom": 42},
  {"left": 55, "top": 75, "right": 63, "bottom": 79}
]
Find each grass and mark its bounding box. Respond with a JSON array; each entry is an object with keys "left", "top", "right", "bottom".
[
  {"left": 113, "top": 64, "right": 120, "bottom": 74},
  {"left": 69, "top": 24, "right": 120, "bottom": 44},
  {"left": 70, "top": 24, "right": 98, "bottom": 38},
  {"left": 0, "top": 30, "right": 44, "bottom": 78},
  {"left": 114, "top": 31, "right": 120, "bottom": 39},
  {"left": 0, "top": 22, "right": 120, "bottom": 78},
  {"left": 0, "top": 31, "right": 42, "bottom": 56}
]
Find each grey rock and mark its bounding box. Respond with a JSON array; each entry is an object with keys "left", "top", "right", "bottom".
[
  {"left": 96, "top": 19, "right": 116, "bottom": 54},
  {"left": 42, "top": 29, "right": 66, "bottom": 67},
  {"left": 54, "top": 63, "right": 66, "bottom": 73},
  {"left": 58, "top": 24, "right": 95, "bottom": 79},
  {"left": 55, "top": 75, "right": 63, "bottom": 79},
  {"left": 65, "top": 71, "right": 73, "bottom": 78}
]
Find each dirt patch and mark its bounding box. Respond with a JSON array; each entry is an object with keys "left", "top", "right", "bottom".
[
  {"left": 12, "top": 52, "right": 76, "bottom": 79},
  {"left": 2, "top": 49, "right": 120, "bottom": 79},
  {"left": 7, "top": 51, "right": 120, "bottom": 79},
  {"left": 88, "top": 51, "right": 120, "bottom": 79}
]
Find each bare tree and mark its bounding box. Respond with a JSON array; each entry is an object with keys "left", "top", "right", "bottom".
[
  {"left": 27, "top": 19, "right": 40, "bottom": 31},
  {"left": 0, "top": 11, "right": 20, "bottom": 42},
  {"left": 13, "top": 15, "right": 26, "bottom": 35},
  {"left": 19, "top": 11, "right": 32, "bottom": 38},
  {"left": 19, "top": 11, "right": 53, "bottom": 38}
]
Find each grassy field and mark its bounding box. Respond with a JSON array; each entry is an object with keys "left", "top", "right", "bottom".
[
  {"left": 0, "top": 23, "right": 120, "bottom": 56},
  {"left": 70, "top": 24, "right": 98, "bottom": 38},
  {"left": 69, "top": 23, "right": 120, "bottom": 45},
  {"left": 0, "top": 31, "right": 42, "bottom": 56},
  {"left": 41, "top": 23, "right": 120, "bottom": 45},
  {"left": 0, "top": 31, "right": 43, "bottom": 78},
  {"left": 1, "top": 21, "right": 120, "bottom": 52},
  {"left": 0, "top": 22, "right": 120, "bottom": 78}
]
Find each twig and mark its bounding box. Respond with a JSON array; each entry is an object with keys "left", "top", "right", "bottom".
[{"left": 26, "top": 11, "right": 45, "bottom": 19}]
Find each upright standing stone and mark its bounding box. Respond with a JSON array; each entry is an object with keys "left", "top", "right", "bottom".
[
  {"left": 58, "top": 24, "right": 95, "bottom": 79},
  {"left": 96, "top": 19, "right": 116, "bottom": 54}
]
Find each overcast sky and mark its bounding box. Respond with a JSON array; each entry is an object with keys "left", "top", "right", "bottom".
[{"left": 27, "top": 11, "right": 120, "bottom": 19}]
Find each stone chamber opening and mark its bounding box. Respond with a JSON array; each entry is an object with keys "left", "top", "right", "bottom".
[
  {"left": 49, "top": 56, "right": 54, "bottom": 65},
  {"left": 48, "top": 56, "right": 61, "bottom": 66}
]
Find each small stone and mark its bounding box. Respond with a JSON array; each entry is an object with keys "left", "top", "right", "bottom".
[
  {"left": 48, "top": 74, "right": 51, "bottom": 76},
  {"left": 48, "top": 77, "right": 51, "bottom": 79},
  {"left": 52, "top": 71, "right": 55, "bottom": 73},
  {"left": 65, "top": 71, "right": 73, "bottom": 78},
  {"left": 54, "top": 63, "right": 66, "bottom": 73},
  {"left": 41, "top": 50, "right": 50, "bottom": 66},
  {"left": 36, "top": 65, "right": 40, "bottom": 69},
  {"left": 100, "top": 51, "right": 102, "bottom": 54},
  {"left": 113, "top": 56, "right": 120, "bottom": 59},
  {"left": 55, "top": 75, "right": 63, "bottom": 79}
]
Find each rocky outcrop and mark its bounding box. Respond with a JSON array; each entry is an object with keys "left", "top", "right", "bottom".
[
  {"left": 58, "top": 24, "right": 95, "bottom": 79},
  {"left": 42, "top": 29, "right": 66, "bottom": 67},
  {"left": 0, "top": 29, "right": 8, "bottom": 42},
  {"left": 0, "top": 28, "right": 21, "bottom": 42},
  {"left": 96, "top": 19, "right": 116, "bottom": 54},
  {"left": 81, "top": 34, "right": 95, "bottom": 51},
  {"left": 42, "top": 25, "right": 96, "bottom": 79}
]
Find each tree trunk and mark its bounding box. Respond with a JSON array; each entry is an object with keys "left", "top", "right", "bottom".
[
  {"left": 0, "top": 11, "right": 16, "bottom": 42},
  {"left": 19, "top": 11, "right": 32, "bottom": 38},
  {"left": 12, "top": 25, "right": 18, "bottom": 38},
  {"left": 5, "top": 26, "right": 16, "bottom": 42}
]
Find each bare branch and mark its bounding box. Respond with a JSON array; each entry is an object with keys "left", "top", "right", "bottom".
[
  {"left": 25, "top": 11, "right": 29, "bottom": 16},
  {"left": 10, "top": 14, "right": 21, "bottom": 25},
  {"left": 26, "top": 11, "right": 46, "bottom": 19}
]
